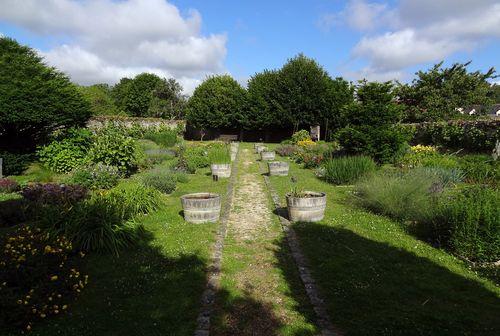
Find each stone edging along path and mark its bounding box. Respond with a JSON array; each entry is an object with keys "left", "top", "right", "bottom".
[
  {"left": 194, "top": 143, "right": 239, "bottom": 336},
  {"left": 260, "top": 163, "right": 343, "bottom": 336}
]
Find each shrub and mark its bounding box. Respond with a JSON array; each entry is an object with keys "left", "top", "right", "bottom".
[
  {"left": 0, "top": 152, "right": 35, "bottom": 176},
  {"left": 323, "top": 156, "right": 376, "bottom": 185},
  {"left": 87, "top": 125, "right": 140, "bottom": 175},
  {"left": 409, "top": 120, "right": 500, "bottom": 152},
  {"left": 142, "top": 149, "right": 175, "bottom": 167},
  {"left": 21, "top": 183, "right": 88, "bottom": 206},
  {"left": 0, "top": 178, "right": 19, "bottom": 193},
  {"left": 143, "top": 128, "right": 178, "bottom": 147},
  {"left": 177, "top": 145, "right": 209, "bottom": 173},
  {"left": 38, "top": 129, "right": 93, "bottom": 173},
  {"left": 291, "top": 130, "right": 311, "bottom": 144},
  {"left": 433, "top": 186, "right": 499, "bottom": 262},
  {"left": 276, "top": 144, "right": 298, "bottom": 157},
  {"left": 141, "top": 169, "right": 177, "bottom": 194},
  {"left": 0, "top": 226, "right": 87, "bottom": 331},
  {"left": 69, "top": 164, "right": 121, "bottom": 190}
]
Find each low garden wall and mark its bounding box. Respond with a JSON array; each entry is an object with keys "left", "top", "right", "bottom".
[{"left": 87, "top": 116, "right": 185, "bottom": 131}]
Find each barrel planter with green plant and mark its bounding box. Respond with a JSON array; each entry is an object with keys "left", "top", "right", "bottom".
[
  {"left": 268, "top": 161, "right": 289, "bottom": 176},
  {"left": 261, "top": 151, "right": 276, "bottom": 161},
  {"left": 181, "top": 193, "right": 221, "bottom": 223},
  {"left": 286, "top": 191, "right": 326, "bottom": 222},
  {"left": 209, "top": 144, "right": 231, "bottom": 178}
]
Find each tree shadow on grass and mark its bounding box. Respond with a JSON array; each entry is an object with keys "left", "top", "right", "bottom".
[
  {"left": 279, "top": 223, "right": 500, "bottom": 335},
  {"left": 5, "top": 232, "right": 209, "bottom": 336}
]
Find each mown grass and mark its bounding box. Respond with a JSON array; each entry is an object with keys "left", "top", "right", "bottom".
[
  {"left": 6, "top": 160, "right": 229, "bottom": 336},
  {"left": 267, "top": 150, "right": 500, "bottom": 335}
]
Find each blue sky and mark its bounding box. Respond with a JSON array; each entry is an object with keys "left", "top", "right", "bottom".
[{"left": 1, "top": 0, "right": 499, "bottom": 93}]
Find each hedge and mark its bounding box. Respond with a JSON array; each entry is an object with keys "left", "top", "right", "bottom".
[{"left": 402, "top": 119, "right": 499, "bottom": 152}]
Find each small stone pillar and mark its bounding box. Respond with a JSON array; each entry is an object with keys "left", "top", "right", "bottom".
[{"left": 310, "top": 125, "right": 320, "bottom": 141}]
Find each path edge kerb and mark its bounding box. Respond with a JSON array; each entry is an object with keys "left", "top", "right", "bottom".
[
  {"left": 260, "top": 162, "right": 343, "bottom": 336},
  {"left": 194, "top": 143, "right": 240, "bottom": 336}
]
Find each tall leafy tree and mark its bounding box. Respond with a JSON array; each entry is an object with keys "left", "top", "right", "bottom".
[
  {"left": 147, "top": 78, "right": 187, "bottom": 119},
  {"left": 278, "top": 54, "right": 335, "bottom": 132},
  {"left": 186, "top": 75, "right": 247, "bottom": 129},
  {"left": 244, "top": 70, "right": 284, "bottom": 130},
  {"left": 111, "top": 77, "right": 133, "bottom": 111},
  {"left": 397, "top": 61, "right": 496, "bottom": 122},
  {"left": 123, "top": 73, "right": 164, "bottom": 117},
  {"left": 338, "top": 81, "right": 408, "bottom": 163},
  {"left": 78, "top": 84, "right": 121, "bottom": 115},
  {"left": 0, "top": 37, "right": 90, "bottom": 152}
]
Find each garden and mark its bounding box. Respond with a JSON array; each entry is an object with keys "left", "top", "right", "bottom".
[{"left": 1, "top": 37, "right": 499, "bottom": 335}]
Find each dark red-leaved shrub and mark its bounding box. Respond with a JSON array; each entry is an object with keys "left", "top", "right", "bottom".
[
  {"left": 21, "top": 183, "right": 88, "bottom": 205},
  {"left": 0, "top": 178, "right": 19, "bottom": 193}
]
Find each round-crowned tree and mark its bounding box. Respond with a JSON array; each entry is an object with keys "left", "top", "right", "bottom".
[
  {"left": 244, "top": 70, "right": 284, "bottom": 130},
  {"left": 123, "top": 73, "right": 164, "bottom": 117},
  {"left": 186, "top": 75, "right": 247, "bottom": 130},
  {"left": 0, "top": 37, "right": 91, "bottom": 152}
]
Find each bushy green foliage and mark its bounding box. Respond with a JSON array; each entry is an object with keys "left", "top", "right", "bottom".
[
  {"left": 141, "top": 169, "right": 177, "bottom": 194},
  {"left": 291, "top": 130, "right": 311, "bottom": 144},
  {"left": 186, "top": 75, "right": 247, "bottom": 129},
  {"left": 278, "top": 54, "right": 352, "bottom": 132},
  {"left": 409, "top": 120, "right": 499, "bottom": 152},
  {"left": 176, "top": 145, "right": 209, "bottom": 173},
  {"left": 244, "top": 70, "right": 284, "bottom": 130},
  {"left": 0, "top": 37, "right": 90, "bottom": 152},
  {"left": 0, "top": 152, "right": 35, "bottom": 176},
  {"left": 77, "top": 84, "right": 121, "bottom": 115},
  {"left": 323, "top": 156, "right": 376, "bottom": 185},
  {"left": 143, "top": 128, "right": 178, "bottom": 147},
  {"left": 397, "top": 62, "right": 496, "bottom": 122},
  {"left": 38, "top": 129, "right": 93, "bottom": 173},
  {"left": 87, "top": 126, "right": 140, "bottom": 175},
  {"left": 69, "top": 163, "right": 121, "bottom": 190},
  {"left": 337, "top": 81, "right": 409, "bottom": 163}
]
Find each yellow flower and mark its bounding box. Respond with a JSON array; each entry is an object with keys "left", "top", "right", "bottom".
[
  {"left": 44, "top": 245, "right": 52, "bottom": 253},
  {"left": 62, "top": 305, "right": 68, "bottom": 310},
  {"left": 50, "top": 275, "right": 58, "bottom": 281}
]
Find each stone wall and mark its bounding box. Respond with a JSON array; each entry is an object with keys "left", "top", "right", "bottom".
[{"left": 87, "top": 116, "right": 185, "bottom": 131}]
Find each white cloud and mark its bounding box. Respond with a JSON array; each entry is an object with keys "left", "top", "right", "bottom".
[
  {"left": 0, "top": 0, "right": 227, "bottom": 94},
  {"left": 321, "top": 0, "right": 500, "bottom": 81}
]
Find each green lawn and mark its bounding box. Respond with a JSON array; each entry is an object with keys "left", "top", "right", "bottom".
[
  {"left": 4, "top": 163, "right": 229, "bottom": 336},
  {"left": 266, "top": 152, "right": 500, "bottom": 335}
]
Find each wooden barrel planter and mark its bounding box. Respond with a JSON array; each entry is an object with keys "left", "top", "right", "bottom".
[
  {"left": 255, "top": 145, "right": 266, "bottom": 154},
  {"left": 286, "top": 191, "right": 326, "bottom": 222},
  {"left": 268, "top": 161, "right": 289, "bottom": 176},
  {"left": 261, "top": 151, "right": 276, "bottom": 161},
  {"left": 181, "top": 193, "right": 221, "bottom": 223},
  {"left": 210, "top": 164, "right": 231, "bottom": 178}
]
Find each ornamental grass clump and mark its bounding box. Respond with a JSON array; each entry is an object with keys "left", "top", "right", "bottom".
[
  {"left": 0, "top": 226, "right": 88, "bottom": 331},
  {"left": 323, "top": 156, "right": 376, "bottom": 185},
  {"left": 208, "top": 145, "right": 231, "bottom": 164},
  {"left": 143, "top": 129, "right": 178, "bottom": 148},
  {"left": 433, "top": 186, "right": 499, "bottom": 262}
]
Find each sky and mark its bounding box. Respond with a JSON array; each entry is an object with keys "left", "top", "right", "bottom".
[{"left": 0, "top": 0, "right": 499, "bottom": 94}]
